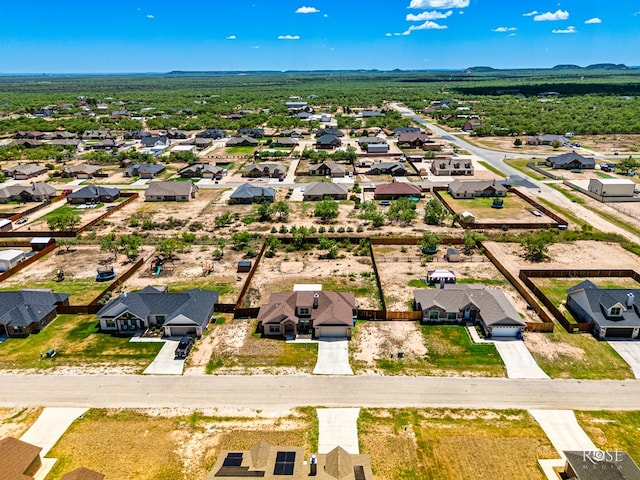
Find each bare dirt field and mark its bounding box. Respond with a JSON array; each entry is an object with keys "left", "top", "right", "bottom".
[
  {"left": 247, "top": 250, "right": 380, "bottom": 309},
  {"left": 483, "top": 240, "right": 640, "bottom": 271},
  {"left": 373, "top": 244, "right": 536, "bottom": 320},
  {"left": 0, "top": 407, "right": 42, "bottom": 439},
  {"left": 120, "top": 245, "right": 247, "bottom": 303},
  {"left": 351, "top": 321, "right": 427, "bottom": 366}
]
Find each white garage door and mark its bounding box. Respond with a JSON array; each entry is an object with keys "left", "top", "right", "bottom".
[
  {"left": 166, "top": 326, "right": 196, "bottom": 337},
  {"left": 316, "top": 326, "right": 349, "bottom": 338},
  {"left": 491, "top": 326, "right": 521, "bottom": 337}
]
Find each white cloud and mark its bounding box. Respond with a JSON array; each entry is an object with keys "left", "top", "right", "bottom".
[
  {"left": 585, "top": 17, "right": 601, "bottom": 24},
  {"left": 146, "top": 14, "right": 154, "bottom": 19},
  {"left": 534, "top": 9, "right": 569, "bottom": 21},
  {"left": 552, "top": 25, "right": 577, "bottom": 34},
  {"left": 278, "top": 35, "right": 301, "bottom": 40},
  {"left": 402, "top": 20, "right": 448, "bottom": 34},
  {"left": 406, "top": 10, "right": 452, "bottom": 21},
  {"left": 385, "top": 33, "right": 392, "bottom": 37},
  {"left": 251, "top": 45, "right": 260, "bottom": 49},
  {"left": 296, "top": 6, "right": 319, "bottom": 14},
  {"left": 522, "top": 10, "right": 538, "bottom": 17},
  {"left": 508, "top": 33, "right": 517, "bottom": 37},
  {"left": 408, "top": 0, "right": 469, "bottom": 9},
  {"left": 226, "top": 35, "right": 236, "bottom": 40},
  {"left": 492, "top": 26, "right": 517, "bottom": 32}
]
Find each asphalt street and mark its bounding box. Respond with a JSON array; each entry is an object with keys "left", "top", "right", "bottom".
[{"left": 1, "top": 375, "right": 639, "bottom": 412}]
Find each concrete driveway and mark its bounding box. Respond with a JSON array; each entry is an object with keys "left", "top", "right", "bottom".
[
  {"left": 317, "top": 408, "right": 360, "bottom": 454},
  {"left": 529, "top": 410, "right": 597, "bottom": 458},
  {"left": 608, "top": 341, "right": 640, "bottom": 378},
  {"left": 313, "top": 338, "right": 353, "bottom": 375},
  {"left": 142, "top": 339, "right": 185, "bottom": 375},
  {"left": 493, "top": 339, "right": 549, "bottom": 379}
]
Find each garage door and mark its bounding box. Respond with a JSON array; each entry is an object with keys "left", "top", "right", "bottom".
[
  {"left": 606, "top": 328, "right": 634, "bottom": 338},
  {"left": 316, "top": 326, "right": 349, "bottom": 338},
  {"left": 166, "top": 326, "right": 196, "bottom": 337},
  {"left": 491, "top": 326, "right": 521, "bottom": 337}
]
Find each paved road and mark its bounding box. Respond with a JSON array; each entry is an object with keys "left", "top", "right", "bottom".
[{"left": 1, "top": 375, "right": 639, "bottom": 412}]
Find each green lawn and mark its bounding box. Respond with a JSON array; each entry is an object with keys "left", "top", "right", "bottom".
[
  {"left": 442, "top": 192, "right": 534, "bottom": 221},
  {"left": 504, "top": 158, "right": 546, "bottom": 181},
  {"left": 153, "top": 279, "right": 236, "bottom": 298},
  {"left": 0, "top": 277, "right": 112, "bottom": 305},
  {"left": 226, "top": 146, "right": 259, "bottom": 155},
  {"left": 357, "top": 325, "right": 506, "bottom": 377},
  {"left": 0, "top": 315, "right": 162, "bottom": 371},
  {"left": 577, "top": 411, "right": 640, "bottom": 466}
]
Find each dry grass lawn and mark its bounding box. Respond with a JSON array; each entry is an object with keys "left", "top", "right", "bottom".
[
  {"left": 0, "top": 407, "right": 42, "bottom": 439},
  {"left": 359, "top": 409, "right": 556, "bottom": 480},
  {"left": 45, "top": 408, "right": 316, "bottom": 480}
]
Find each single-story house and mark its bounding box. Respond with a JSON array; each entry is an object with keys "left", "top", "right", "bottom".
[
  {"left": 414, "top": 284, "right": 526, "bottom": 337},
  {"left": 88, "top": 139, "right": 124, "bottom": 150},
  {"left": 165, "top": 129, "right": 190, "bottom": 139},
  {"left": 315, "top": 134, "right": 342, "bottom": 149},
  {"left": 395, "top": 127, "right": 422, "bottom": 135},
  {"left": 545, "top": 151, "right": 595, "bottom": 170},
  {"left": 374, "top": 183, "right": 422, "bottom": 200},
  {"left": 3, "top": 164, "right": 48, "bottom": 180},
  {"left": 431, "top": 158, "right": 474, "bottom": 176},
  {"left": 526, "top": 134, "right": 568, "bottom": 146},
  {"left": 206, "top": 441, "right": 373, "bottom": 480},
  {"left": 0, "top": 437, "right": 43, "bottom": 480},
  {"left": 258, "top": 291, "right": 356, "bottom": 339},
  {"left": 179, "top": 163, "right": 225, "bottom": 179},
  {"left": 270, "top": 137, "right": 298, "bottom": 148},
  {"left": 462, "top": 120, "right": 482, "bottom": 132},
  {"left": 170, "top": 145, "right": 197, "bottom": 156},
  {"left": 316, "top": 128, "right": 344, "bottom": 137},
  {"left": 448, "top": 179, "right": 507, "bottom": 199},
  {"left": 309, "top": 160, "right": 346, "bottom": 178},
  {"left": 239, "top": 127, "right": 264, "bottom": 138},
  {"left": 187, "top": 137, "right": 213, "bottom": 149},
  {"left": 279, "top": 129, "right": 304, "bottom": 138},
  {"left": 62, "top": 163, "right": 102, "bottom": 179},
  {"left": 0, "top": 290, "right": 70, "bottom": 338},
  {"left": 61, "top": 467, "right": 106, "bottom": 480},
  {"left": 226, "top": 136, "right": 259, "bottom": 147},
  {"left": 66, "top": 186, "right": 120, "bottom": 204},
  {"left": 242, "top": 163, "right": 285, "bottom": 178},
  {"left": 302, "top": 182, "right": 349, "bottom": 201},
  {"left": 145, "top": 180, "right": 199, "bottom": 201},
  {"left": 229, "top": 183, "right": 276, "bottom": 204},
  {"left": 97, "top": 286, "right": 218, "bottom": 337},
  {"left": 562, "top": 450, "right": 640, "bottom": 480},
  {"left": 82, "top": 130, "right": 112, "bottom": 140},
  {"left": 197, "top": 128, "right": 227, "bottom": 139},
  {"left": 367, "top": 162, "right": 407, "bottom": 176},
  {"left": 0, "top": 182, "right": 57, "bottom": 203},
  {"left": 397, "top": 132, "right": 431, "bottom": 148},
  {"left": 0, "top": 249, "right": 26, "bottom": 272},
  {"left": 51, "top": 139, "right": 81, "bottom": 148},
  {"left": 566, "top": 280, "right": 640, "bottom": 339},
  {"left": 355, "top": 136, "right": 386, "bottom": 146},
  {"left": 125, "top": 163, "right": 166, "bottom": 179},
  {"left": 366, "top": 143, "right": 389, "bottom": 154},
  {"left": 10, "top": 139, "right": 42, "bottom": 149},
  {"left": 141, "top": 136, "right": 170, "bottom": 148},
  {"left": 588, "top": 178, "right": 635, "bottom": 199},
  {"left": 14, "top": 130, "right": 46, "bottom": 140},
  {"left": 124, "top": 130, "right": 151, "bottom": 140}
]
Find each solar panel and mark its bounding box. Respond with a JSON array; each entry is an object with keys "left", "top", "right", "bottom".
[
  {"left": 223, "top": 452, "right": 243, "bottom": 467},
  {"left": 273, "top": 451, "right": 296, "bottom": 475}
]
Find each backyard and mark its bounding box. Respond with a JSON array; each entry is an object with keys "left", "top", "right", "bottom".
[{"left": 441, "top": 191, "right": 553, "bottom": 224}]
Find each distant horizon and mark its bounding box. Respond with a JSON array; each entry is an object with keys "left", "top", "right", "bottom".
[{"left": 0, "top": 1, "right": 638, "bottom": 73}]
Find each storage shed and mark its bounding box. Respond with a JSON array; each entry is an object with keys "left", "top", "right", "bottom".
[
  {"left": 30, "top": 237, "right": 55, "bottom": 251},
  {"left": 0, "top": 219, "right": 12, "bottom": 231},
  {"left": 588, "top": 178, "right": 635, "bottom": 198},
  {"left": 237, "top": 260, "right": 252, "bottom": 273},
  {"left": 0, "top": 249, "right": 26, "bottom": 272},
  {"left": 446, "top": 248, "right": 461, "bottom": 262}
]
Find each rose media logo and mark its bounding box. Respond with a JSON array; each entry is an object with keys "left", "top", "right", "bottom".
[{"left": 582, "top": 450, "right": 624, "bottom": 466}]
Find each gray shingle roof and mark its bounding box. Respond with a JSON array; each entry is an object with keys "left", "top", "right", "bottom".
[
  {"left": 0, "top": 290, "right": 69, "bottom": 329},
  {"left": 230, "top": 183, "right": 275, "bottom": 200},
  {"left": 67, "top": 185, "right": 120, "bottom": 200},
  {"left": 145, "top": 181, "right": 198, "bottom": 198},
  {"left": 567, "top": 280, "right": 640, "bottom": 328}
]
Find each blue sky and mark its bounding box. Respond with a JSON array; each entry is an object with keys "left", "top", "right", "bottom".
[{"left": 0, "top": 0, "right": 638, "bottom": 73}]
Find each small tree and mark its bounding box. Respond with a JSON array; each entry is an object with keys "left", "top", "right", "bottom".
[
  {"left": 423, "top": 199, "right": 449, "bottom": 226},
  {"left": 463, "top": 231, "right": 482, "bottom": 254},
  {"left": 513, "top": 138, "right": 522, "bottom": 147},
  {"left": 57, "top": 238, "right": 77, "bottom": 253},
  {"left": 100, "top": 232, "right": 119, "bottom": 260},
  {"left": 521, "top": 232, "right": 553, "bottom": 262},
  {"left": 314, "top": 198, "right": 339, "bottom": 223},
  {"left": 420, "top": 232, "right": 440, "bottom": 253},
  {"left": 118, "top": 234, "right": 143, "bottom": 260},
  {"left": 158, "top": 237, "right": 181, "bottom": 259},
  {"left": 256, "top": 202, "right": 273, "bottom": 222},
  {"left": 273, "top": 200, "right": 290, "bottom": 221},
  {"left": 231, "top": 232, "right": 253, "bottom": 250}
]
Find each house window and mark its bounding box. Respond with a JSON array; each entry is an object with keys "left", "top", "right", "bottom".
[
  {"left": 610, "top": 307, "right": 622, "bottom": 316},
  {"left": 429, "top": 310, "right": 439, "bottom": 320},
  {"left": 298, "top": 307, "right": 310, "bottom": 316},
  {"left": 105, "top": 320, "right": 115, "bottom": 328},
  {"left": 269, "top": 326, "right": 280, "bottom": 334},
  {"left": 156, "top": 315, "right": 165, "bottom": 324},
  {"left": 447, "top": 312, "right": 457, "bottom": 320}
]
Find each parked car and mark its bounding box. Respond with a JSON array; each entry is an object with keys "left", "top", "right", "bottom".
[{"left": 175, "top": 336, "right": 194, "bottom": 358}]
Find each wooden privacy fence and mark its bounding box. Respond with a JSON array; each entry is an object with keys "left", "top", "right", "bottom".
[
  {"left": 76, "top": 192, "right": 139, "bottom": 234},
  {"left": 0, "top": 242, "right": 57, "bottom": 283},
  {"left": 368, "top": 240, "right": 387, "bottom": 312},
  {"left": 234, "top": 242, "right": 267, "bottom": 315}
]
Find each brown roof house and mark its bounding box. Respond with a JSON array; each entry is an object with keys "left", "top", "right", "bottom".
[
  {"left": 430, "top": 158, "right": 474, "bottom": 176},
  {"left": 0, "top": 183, "right": 57, "bottom": 203},
  {"left": 145, "top": 180, "right": 199, "bottom": 201},
  {"left": 397, "top": 132, "right": 431, "bottom": 149},
  {"left": 315, "top": 134, "right": 342, "bottom": 150},
  {"left": 302, "top": 182, "right": 349, "bottom": 201},
  {"left": 374, "top": 183, "right": 422, "bottom": 200},
  {"left": 3, "top": 164, "right": 48, "bottom": 180},
  {"left": 309, "top": 160, "right": 346, "bottom": 178},
  {"left": 0, "top": 437, "right": 42, "bottom": 480},
  {"left": 447, "top": 179, "right": 507, "bottom": 199},
  {"left": 242, "top": 162, "right": 286, "bottom": 178},
  {"left": 414, "top": 284, "right": 526, "bottom": 337},
  {"left": 179, "top": 162, "right": 225, "bottom": 179},
  {"left": 258, "top": 291, "right": 356, "bottom": 339},
  {"left": 62, "top": 163, "right": 103, "bottom": 179},
  {"left": 206, "top": 441, "right": 373, "bottom": 480},
  {"left": 60, "top": 467, "right": 105, "bottom": 480},
  {"left": 367, "top": 162, "right": 407, "bottom": 176}
]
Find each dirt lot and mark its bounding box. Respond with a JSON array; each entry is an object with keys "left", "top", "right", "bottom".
[
  {"left": 351, "top": 321, "right": 427, "bottom": 366},
  {"left": 373, "top": 244, "right": 536, "bottom": 320},
  {"left": 247, "top": 250, "right": 380, "bottom": 309},
  {"left": 0, "top": 407, "right": 42, "bottom": 439},
  {"left": 120, "top": 245, "right": 247, "bottom": 303},
  {"left": 0, "top": 245, "right": 126, "bottom": 304},
  {"left": 46, "top": 408, "right": 315, "bottom": 480},
  {"left": 483, "top": 240, "right": 640, "bottom": 271}
]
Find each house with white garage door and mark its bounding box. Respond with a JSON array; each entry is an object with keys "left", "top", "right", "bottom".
[
  {"left": 413, "top": 284, "right": 526, "bottom": 338},
  {"left": 257, "top": 291, "right": 356, "bottom": 339},
  {"left": 96, "top": 286, "right": 218, "bottom": 337},
  {"left": 566, "top": 280, "right": 640, "bottom": 339}
]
